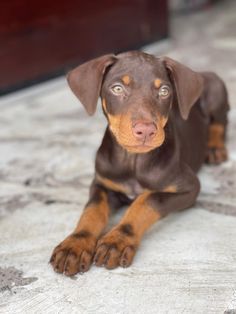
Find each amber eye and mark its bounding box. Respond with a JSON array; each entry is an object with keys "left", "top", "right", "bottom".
[
  {"left": 111, "top": 84, "right": 124, "bottom": 95},
  {"left": 159, "top": 86, "right": 170, "bottom": 98}
]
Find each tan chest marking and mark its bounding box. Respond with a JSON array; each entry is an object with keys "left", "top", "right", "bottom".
[
  {"left": 96, "top": 174, "right": 129, "bottom": 194},
  {"left": 162, "top": 185, "right": 177, "bottom": 193}
]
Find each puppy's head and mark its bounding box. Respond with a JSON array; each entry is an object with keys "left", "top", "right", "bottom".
[{"left": 68, "top": 51, "right": 203, "bottom": 153}]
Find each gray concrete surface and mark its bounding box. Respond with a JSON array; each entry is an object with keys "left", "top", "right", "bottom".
[{"left": 0, "top": 0, "right": 236, "bottom": 313}]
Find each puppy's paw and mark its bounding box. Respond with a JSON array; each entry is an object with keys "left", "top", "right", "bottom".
[
  {"left": 94, "top": 226, "right": 138, "bottom": 269},
  {"left": 205, "top": 146, "right": 228, "bottom": 164},
  {"left": 50, "top": 230, "right": 96, "bottom": 276}
]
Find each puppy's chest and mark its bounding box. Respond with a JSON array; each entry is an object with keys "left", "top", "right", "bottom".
[
  {"left": 96, "top": 147, "right": 167, "bottom": 198},
  {"left": 96, "top": 173, "right": 145, "bottom": 199}
]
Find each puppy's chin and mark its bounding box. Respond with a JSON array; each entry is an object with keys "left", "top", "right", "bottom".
[
  {"left": 123, "top": 145, "right": 156, "bottom": 154},
  {"left": 122, "top": 141, "right": 164, "bottom": 154}
]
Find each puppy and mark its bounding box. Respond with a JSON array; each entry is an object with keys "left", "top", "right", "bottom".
[{"left": 50, "top": 51, "right": 229, "bottom": 276}]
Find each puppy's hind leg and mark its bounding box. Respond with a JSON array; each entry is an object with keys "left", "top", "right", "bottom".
[
  {"left": 206, "top": 123, "right": 228, "bottom": 164},
  {"left": 203, "top": 73, "right": 230, "bottom": 164}
]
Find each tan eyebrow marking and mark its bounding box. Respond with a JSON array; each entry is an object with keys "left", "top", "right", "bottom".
[
  {"left": 154, "top": 79, "right": 162, "bottom": 88},
  {"left": 122, "top": 75, "right": 131, "bottom": 85}
]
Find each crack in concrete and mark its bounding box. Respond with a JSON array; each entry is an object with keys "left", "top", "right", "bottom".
[{"left": 0, "top": 267, "right": 37, "bottom": 293}]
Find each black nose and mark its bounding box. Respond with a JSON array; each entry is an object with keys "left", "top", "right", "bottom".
[{"left": 132, "top": 122, "right": 157, "bottom": 141}]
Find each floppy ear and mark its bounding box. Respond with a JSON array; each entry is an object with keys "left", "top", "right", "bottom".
[
  {"left": 162, "top": 57, "right": 204, "bottom": 120},
  {"left": 67, "top": 54, "right": 117, "bottom": 115}
]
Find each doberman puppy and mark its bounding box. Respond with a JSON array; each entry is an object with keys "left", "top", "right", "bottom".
[{"left": 50, "top": 51, "right": 229, "bottom": 276}]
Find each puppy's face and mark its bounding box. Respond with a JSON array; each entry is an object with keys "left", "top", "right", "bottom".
[
  {"left": 101, "top": 53, "right": 173, "bottom": 153},
  {"left": 67, "top": 51, "right": 203, "bottom": 154}
]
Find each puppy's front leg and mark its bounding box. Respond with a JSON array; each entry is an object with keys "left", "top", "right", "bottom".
[
  {"left": 94, "top": 168, "right": 200, "bottom": 269},
  {"left": 50, "top": 182, "right": 110, "bottom": 276}
]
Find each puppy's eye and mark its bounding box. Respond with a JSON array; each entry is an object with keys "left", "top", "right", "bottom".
[
  {"left": 111, "top": 84, "right": 124, "bottom": 95},
  {"left": 159, "top": 86, "right": 170, "bottom": 98}
]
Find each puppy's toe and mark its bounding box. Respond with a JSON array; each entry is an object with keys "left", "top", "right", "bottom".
[
  {"left": 94, "top": 229, "right": 138, "bottom": 270},
  {"left": 50, "top": 233, "right": 96, "bottom": 276},
  {"left": 205, "top": 146, "right": 228, "bottom": 164}
]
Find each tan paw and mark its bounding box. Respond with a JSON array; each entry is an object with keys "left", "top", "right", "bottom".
[
  {"left": 205, "top": 146, "right": 228, "bottom": 164},
  {"left": 50, "top": 230, "right": 96, "bottom": 276},
  {"left": 94, "top": 224, "right": 138, "bottom": 269}
]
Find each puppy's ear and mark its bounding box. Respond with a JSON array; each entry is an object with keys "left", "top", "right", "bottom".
[
  {"left": 162, "top": 57, "right": 203, "bottom": 120},
  {"left": 67, "top": 54, "right": 117, "bottom": 115}
]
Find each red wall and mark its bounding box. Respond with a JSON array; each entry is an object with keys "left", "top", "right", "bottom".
[{"left": 0, "top": 1, "right": 168, "bottom": 94}]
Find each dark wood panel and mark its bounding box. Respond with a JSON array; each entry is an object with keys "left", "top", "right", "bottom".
[{"left": 0, "top": 0, "right": 168, "bottom": 95}]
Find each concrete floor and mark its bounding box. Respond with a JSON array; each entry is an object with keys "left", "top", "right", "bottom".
[{"left": 0, "top": 1, "right": 236, "bottom": 313}]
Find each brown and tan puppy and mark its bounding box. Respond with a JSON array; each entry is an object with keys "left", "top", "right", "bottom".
[{"left": 50, "top": 51, "right": 229, "bottom": 276}]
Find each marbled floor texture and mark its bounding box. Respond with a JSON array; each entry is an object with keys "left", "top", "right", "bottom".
[{"left": 0, "top": 1, "right": 236, "bottom": 313}]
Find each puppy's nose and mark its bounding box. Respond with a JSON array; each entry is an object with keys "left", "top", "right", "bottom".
[{"left": 132, "top": 122, "right": 157, "bottom": 141}]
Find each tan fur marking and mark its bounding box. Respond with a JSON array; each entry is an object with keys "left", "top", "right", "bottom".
[
  {"left": 160, "top": 115, "right": 168, "bottom": 128},
  {"left": 163, "top": 185, "right": 177, "bottom": 193},
  {"left": 96, "top": 174, "right": 128, "bottom": 194},
  {"left": 120, "top": 191, "right": 161, "bottom": 240},
  {"left": 208, "top": 123, "right": 225, "bottom": 149},
  {"left": 102, "top": 98, "right": 107, "bottom": 113},
  {"left": 122, "top": 75, "right": 131, "bottom": 85},
  {"left": 154, "top": 79, "right": 162, "bottom": 88},
  {"left": 74, "top": 191, "right": 110, "bottom": 237},
  {"left": 107, "top": 113, "right": 122, "bottom": 133},
  {"left": 103, "top": 98, "right": 166, "bottom": 153}
]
